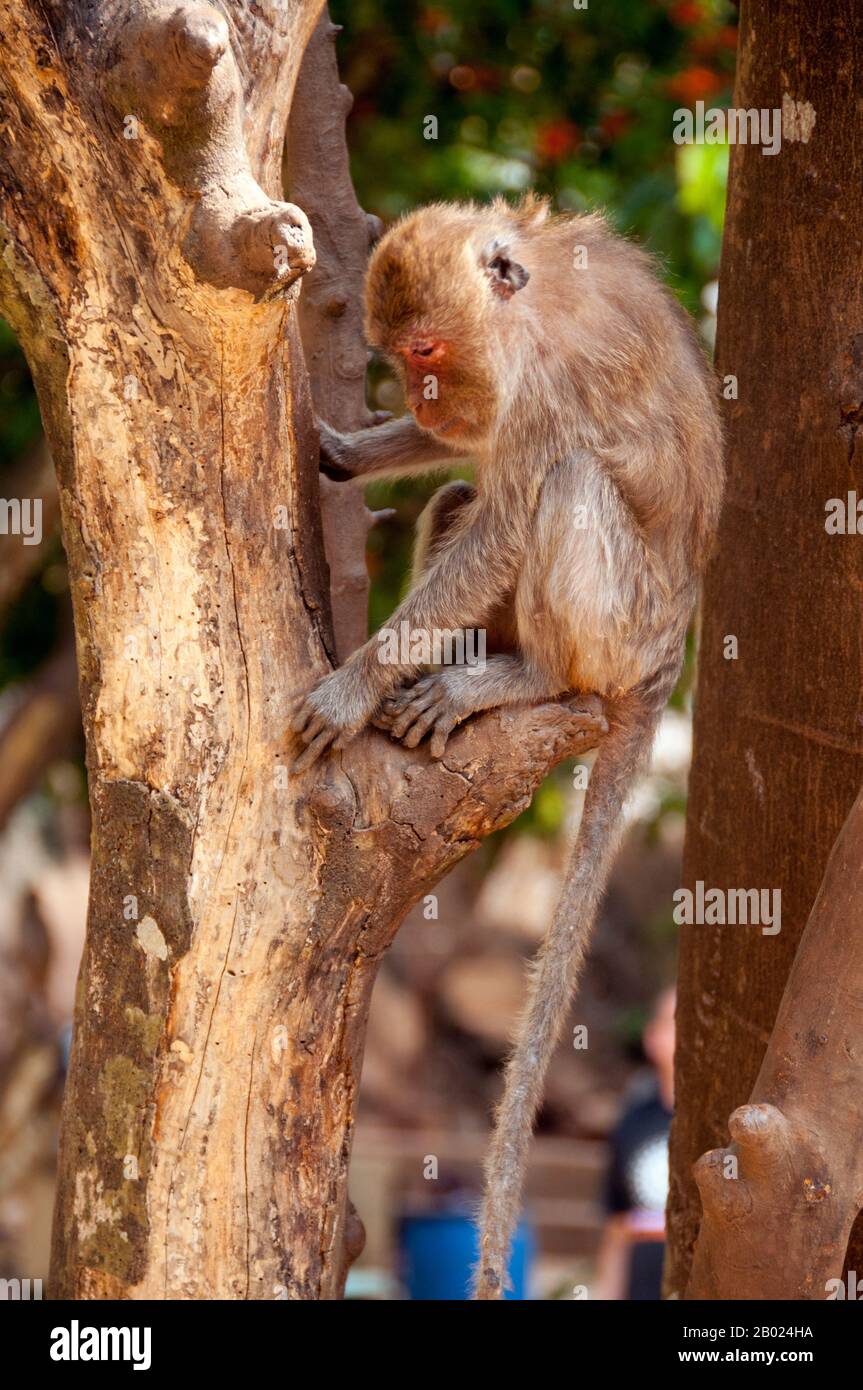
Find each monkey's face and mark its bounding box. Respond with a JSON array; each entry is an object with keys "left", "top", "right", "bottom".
[
  {"left": 391, "top": 336, "right": 495, "bottom": 443},
  {"left": 364, "top": 207, "right": 531, "bottom": 448}
]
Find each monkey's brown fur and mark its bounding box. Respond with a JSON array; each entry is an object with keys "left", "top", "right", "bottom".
[{"left": 291, "top": 195, "right": 723, "bottom": 1296}]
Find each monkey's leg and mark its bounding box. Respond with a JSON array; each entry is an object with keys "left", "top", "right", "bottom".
[
  {"left": 379, "top": 656, "right": 564, "bottom": 759},
  {"left": 411, "top": 482, "right": 517, "bottom": 652},
  {"left": 411, "top": 479, "right": 476, "bottom": 581},
  {"left": 290, "top": 475, "right": 538, "bottom": 769}
]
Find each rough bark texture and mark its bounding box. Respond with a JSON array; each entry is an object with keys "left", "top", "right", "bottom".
[
  {"left": 0, "top": 0, "right": 606, "bottom": 1298},
  {"left": 686, "top": 785, "right": 863, "bottom": 1299},
  {"left": 283, "top": 13, "right": 392, "bottom": 1282},
  {"left": 668, "top": 0, "right": 863, "bottom": 1297},
  {"left": 285, "top": 12, "right": 383, "bottom": 663}
]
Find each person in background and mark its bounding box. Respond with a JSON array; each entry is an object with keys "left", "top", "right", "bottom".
[{"left": 594, "top": 986, "right": 676, "bottom": 1300}]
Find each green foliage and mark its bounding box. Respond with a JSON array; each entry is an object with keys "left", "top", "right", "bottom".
[
  {"left": 0, "top": 319, "right": 40, "bottom": 462},
  {"left": 333, "top": 0, "right": 735, "bottom": 309}
]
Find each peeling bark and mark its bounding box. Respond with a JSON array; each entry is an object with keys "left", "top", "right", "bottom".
[{"left": 0, "top": 0, "right": 606, "bottom": 1299}]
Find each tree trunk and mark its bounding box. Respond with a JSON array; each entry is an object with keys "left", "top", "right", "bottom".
[
  {"left": 668, "top": 0, "right": 863, "bottom": 1298},
  {"left": 686, "top": 784, "right": 863, "bottom": 1299},
  {"left": 0, "top": 0, "right": 606, "bottom": 1299}
]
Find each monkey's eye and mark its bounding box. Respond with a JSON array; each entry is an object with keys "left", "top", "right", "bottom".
[
  {"left": 488, "top": 256, "right": 510, "bottom": 277},
  {"left": 404, "top": 340, "right": 444, "bottom": 365}
]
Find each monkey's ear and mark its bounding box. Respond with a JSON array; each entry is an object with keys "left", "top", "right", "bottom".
[{"left": 481, "top": 238, "right": 529, "bottom": 300}]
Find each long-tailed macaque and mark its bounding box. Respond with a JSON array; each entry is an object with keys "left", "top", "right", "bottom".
[{"left": 290, "top": 195, "right": 724, "bottom": 1298}]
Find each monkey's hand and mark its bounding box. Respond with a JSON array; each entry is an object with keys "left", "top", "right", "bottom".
[
  {"left": 376, "top": 671, "right": 475, "bottom": 760},
  {"left": 289, "top": 662, "right": 388, "bottom": 773},
  {"left": 318, "top": 413, "right": 393, "bottom": 482},
  {"left": 318, "top": 421, "right": 355, "bottom": 482}
]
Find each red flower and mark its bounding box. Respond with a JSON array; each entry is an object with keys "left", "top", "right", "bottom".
[
  {"left": 472, "top": 65, "right": 501, "bottom": 92},
  {"left": 419, "top": 8, "right": 450, "bottom": 34},
  {"left": 690, "top": 27, "right": 738, "bottom": 60},
  {"left": 669, "top": 1, "right": 704, "bottom": 25},
  {"left": 600, "top": 109, "right": 631, "bottom": 142},
  {"left": 449, "top": 65, "right": 476, "bottom": 91},
  {"left": 665, "top": 66, "right": 724, "bottom": 103},
  {"left": 535, "top": 119, "right": 581, "bottom": 163}
]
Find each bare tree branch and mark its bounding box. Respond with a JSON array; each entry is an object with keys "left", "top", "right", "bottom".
[{"left": 286, "top": 10, "right": 384, "bottom": 661}]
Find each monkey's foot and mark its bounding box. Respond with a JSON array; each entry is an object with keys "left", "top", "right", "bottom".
[
  {"left": 288, "top": 690, "right": 345, "bottom": 772},
  {"left": 377, "top": 673, "right": 472, "bottom": 759},
  {"left": 288, "top": 667, "right": 381, "bottom": 773}
]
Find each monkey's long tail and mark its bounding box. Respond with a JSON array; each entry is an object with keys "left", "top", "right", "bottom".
[{"left": 472, "top": 665, "right": 677, "bottom": 1300}]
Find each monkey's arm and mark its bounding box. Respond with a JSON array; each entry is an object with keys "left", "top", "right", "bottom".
[
  {"left": 290, "top": 489, "right": 531, "bottom": 770},
  {"left": 319, "top": 415, "right": 467, "bottom": 482}
]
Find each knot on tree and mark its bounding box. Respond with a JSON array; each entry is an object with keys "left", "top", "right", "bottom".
[
  {"left": 687, "top": 1102, "right": 847, "bottom": 1298},
  {"left": 106, "top": 2, "right": 315, "bottom": 299},
  {"left": 693, "top": 1103, "right": 791, "bottom": 1219}
]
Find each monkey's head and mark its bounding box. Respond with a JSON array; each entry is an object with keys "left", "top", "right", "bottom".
[{"left": 364, "top": 202, "right": 534, "bottom": 447}]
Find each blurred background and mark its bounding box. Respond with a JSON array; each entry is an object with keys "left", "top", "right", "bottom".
[{"left": 0, "top": 0, "right": 735, "bottom": 1298}]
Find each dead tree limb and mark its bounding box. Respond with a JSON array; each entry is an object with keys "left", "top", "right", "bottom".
[{"left": 686, "top": 784, "right": 863, "bottom": 1299}]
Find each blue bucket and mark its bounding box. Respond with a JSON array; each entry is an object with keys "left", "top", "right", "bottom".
[{"left": 398, "top": 1211, "right": 534, "bottom": 1300}]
